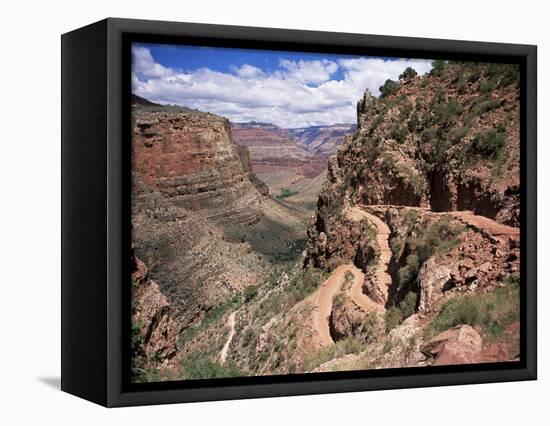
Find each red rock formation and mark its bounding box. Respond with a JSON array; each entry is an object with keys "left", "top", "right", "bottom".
[{"left": 132, "top": 108, "right": 263, "bottom": 225}]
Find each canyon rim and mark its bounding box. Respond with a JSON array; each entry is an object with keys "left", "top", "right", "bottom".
[{"left": 130, "top": 44, "right": 521, "bottom": 383}]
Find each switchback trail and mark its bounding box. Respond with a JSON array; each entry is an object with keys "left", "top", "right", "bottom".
[
  {"left": 357, "top": 204, "right": 520, "bottom": 242},
  {"left": 346, "top": 206, "right": 393, "bottom": 303},
  {"left": 447, "top": 211, "right": 520, "bottom": 242},
  {"left": 220, "top": 311, "right": 237, "bottom": 364},
  {"left": 312, "top": 264, "right": 359, "bottom": 347}
]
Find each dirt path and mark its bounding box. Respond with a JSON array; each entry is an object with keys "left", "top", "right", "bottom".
[
  {"left": 346, "top": 206, "right": 393, "bottom": 303},
  {"left": 358, "top": 204, "right": 519, "bottom": 242},
  {"left": 312, "top": 264, "right": 357, "bottom": 347},
  {"left": 349, "top": 265, "right": 385, "bottom": 313},
  {"left": 447, "top": 211, "right": 519, "bottom": 242},
  {"left": 220, "top": 311, "right": 237, "bottom": 364}
]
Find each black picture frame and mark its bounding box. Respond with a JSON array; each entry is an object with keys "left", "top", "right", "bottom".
[{"left": 61, "top": 17, "right": 537, "bottom": 407}]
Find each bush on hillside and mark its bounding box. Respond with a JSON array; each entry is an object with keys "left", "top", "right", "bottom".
[
  {"left": 379, "top": 79, "right": 400, "bottom": 97},
  {"left": 472, "top": 129, "right": 506, "bottom": 159},
  {"left": 399, "top": 67, "right": 418, "bottom": 80}
]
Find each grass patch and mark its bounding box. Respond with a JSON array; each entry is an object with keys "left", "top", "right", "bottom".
[
  {"left": 275, "top": 188, "right": 299, "bottom": 200},
  {"left": 426, "top": 274, "right": 519, "bottom": 341},
  {"left": 305, "top": 338, "right": 364, "bottom": 371},
  {"left": 181, "top": 354, "right": 243, "bottom": 380}
]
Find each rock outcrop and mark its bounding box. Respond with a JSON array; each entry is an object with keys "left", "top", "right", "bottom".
[
  {"left": 421, "top": 325, "right": 483, "bottom": 366},
  {"left": 417, "top": 258, "right": 452, "bottom": 314},
  {"left": 131, "top": 253, "right": 180, "bottom": 379}
]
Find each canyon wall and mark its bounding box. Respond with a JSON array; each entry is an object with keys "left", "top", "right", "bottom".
[
  {"left": 231, "top": 122, "right": 327, "bottom": 184},
  {"left": 133, "top": 109, "right": 263, "bottom": 226}
]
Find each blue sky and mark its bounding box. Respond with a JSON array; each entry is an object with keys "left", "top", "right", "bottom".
[{"left": 132, "top": 43, "right": 433, "bottom": 128}]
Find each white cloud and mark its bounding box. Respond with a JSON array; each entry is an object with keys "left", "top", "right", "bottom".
[
  {"left": 232, "top": 64, "right": 264, "bottom": 79},
  {"left": 278, "top": 59, "right": 338, "bottom": 84},
  {"left": 132, "top": 46, "right": 174, "bottom": 79},
  {"left": 132, "top": 47, "right": 432, "bottom": 128}
]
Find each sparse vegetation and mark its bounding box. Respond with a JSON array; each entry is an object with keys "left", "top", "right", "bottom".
[
  {"left": 426, "top": 274, "right": 519, "bottom": 341},
  {"left": 182, "top": 355, "right": 243, "bottom": 380},
  {"left": 472, "top": 129, "right": 507, "bottom": 159},
  {"left": 431, "top": 60, "right": 447, "bottom": 76},
  {"left": 178, "top": 295, "right": 241, "bottom": 345},
  {"left": 275, "top": 187, "right": 299, "bottom": 200},
  {"left": 396, "top": 216, "right": 463, "bottom": 295},
  {"left": 288, "top": 268, "right": 328, "bottom": 304},
  {"left": 384, "top": 291, "right": 418, "bottom": 332},
  {"left": 305, "top": 337, "right": 363, "bottom": 371}
]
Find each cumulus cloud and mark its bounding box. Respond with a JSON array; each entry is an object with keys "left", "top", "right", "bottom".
[{"left": 132, "top": 46, "right": 432, "bottom": 128}]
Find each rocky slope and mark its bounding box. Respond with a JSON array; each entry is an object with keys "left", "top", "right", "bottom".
[
  {"left": 286, "top": 123, "right": 356, "bottom": 156},
  {"left": 132, "top": 103, "right": 309, "bottom": 335},
  {"left": 131, "top": 253, "right": 180, "bottom": 382}
]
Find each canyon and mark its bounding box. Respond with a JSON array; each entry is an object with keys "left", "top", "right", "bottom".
[
  {"left": 231, "top": 121, "right": 354, "bottom": 201},
  {"left": 131, "top": 61, "right": 520, "bottom": 382}
]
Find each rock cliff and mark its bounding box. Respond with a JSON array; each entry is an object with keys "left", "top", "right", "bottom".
[{"left": 133, "top": 108, "right": 263, "bottom": 226}]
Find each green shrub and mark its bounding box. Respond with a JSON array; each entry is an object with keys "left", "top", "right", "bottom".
[
  {"left": 398, "top": 253, "right": 420, "bottom": 288},
  {"left": 472, "top": 129, "right": 506, "bottom": 159},
  {"left": 407, "top": 111, "right": 419, "bottom": 132},
  {"left": 390, "top": 123, "right": 408, "bottom": 143},
  {"left": 399, "top": 291, "right": 418, "bottom": 319},
  {"left": 399, "top": 101, "right": 414, "bottom": 119},
  {"left": 448, "top": 125, "right": 469, "bottom": 144},
  {"left": 479, "top": 76, "right": 498, "bottom": 94},
  {"left": 379, "top": 79, "right": 400, "bottom": 97},
  {"left": 472, "top": 97, "right": 502, "bottom": 116},
  {"left": 396, "top": 217, "right": 462, "bottom": 296},
  {"left": 178, "top": 296, "right": 241, "bottom": 345},
  {"left": 275, "top": 188, "right": 299, "bottom": 200},
  {"left": 456, "top": 75, "right": 469, "bottom": 94},
  {"left": 436, "top": 98, "right": 463, "bottom": 127},
  {"left": 384, "top": 307, "right": 403, "bottom": 333},
  {"left": 244, "top": 284, "right": 259, "bottom": 302},
  {"left": 288, "top": 268, "right": 327, "bottom": 303},
  {"left": 381, "top": 154, "right": 394, "bottom": 170},
  {"left": 399, "top": 67, "right": 418, "bottom": 80},
  {"left": 431, "top": 60, "right": 447, "bottom": 76}
]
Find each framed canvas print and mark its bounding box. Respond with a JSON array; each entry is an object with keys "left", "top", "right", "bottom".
[{"left": 61, "top": 18, "right": 537, "bottom": 407}]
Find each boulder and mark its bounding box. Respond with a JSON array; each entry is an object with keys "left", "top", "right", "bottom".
[
  {"left": 421, "top": 325, "right": 483, "bottom": 366},
  {"left": 417, "top": 258, "right": 451, "bottom": 314}
]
